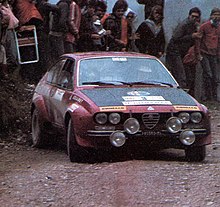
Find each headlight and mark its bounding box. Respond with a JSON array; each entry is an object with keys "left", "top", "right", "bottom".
[
  {"left": 110, "top": 131, "right": 126, "bottom": 147},
  {"left": 109, "top": 113, "right": 121, "bottom": 124},
  {"left": 124, "top": 118, "right": 140, "bottom": 134},
  {"left": 178, "top": 112, "right": 190, "bottom": 123},
  {"left": 166, "top": 117, "right": 182, "bottom": 133},
  {"left": 95, "top": 113, "right": 107, "bottom": 124},
  {"left": 179, "top": 130, "right": 195, "bottom": 145},
  {"left": 191, "top": 112, "right": 202, "bottom": 123}
]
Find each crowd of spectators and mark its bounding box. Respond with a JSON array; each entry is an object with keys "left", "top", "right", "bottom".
[{"left": 0, "top": 0, "right": 220, "bottom": 102}]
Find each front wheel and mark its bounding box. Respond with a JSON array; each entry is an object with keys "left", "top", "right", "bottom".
[
  {"left": 67, "top": 119, "right": 96, "bottom": 163},
  {"left": 185, "top": 146, "right": 206, "bottom": 162},
  {"left": 31, "top": 108, "right": 47, "bottom": 147}
]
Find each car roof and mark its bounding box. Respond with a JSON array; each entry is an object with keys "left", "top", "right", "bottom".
[{"left": 61, "top": 52, "right": 157, "bottom": 60}]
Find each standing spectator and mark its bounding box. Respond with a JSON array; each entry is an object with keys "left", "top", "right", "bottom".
[
  {"left": 165, "top": 7, "right": 202, "bottom": 88},
  {"left": 136, "top": 0, "right": 164, "bottom": 20},
  {"left": 36, "top": 0, "right": 59, "bottom": 68},
  {"left": 48, "top": 0, "right": 71, "bottom": 64},
  {"left": 78, "top": 0, "right": 99, "bottom": 51},
  {"left": 13, "top": 0, "right": 44, "bottom": 82},
  {"left": 125, "top": 9, "right": 139, "bottom": 52},
  {"left": 36, "top": 0, "right": 58, "bottom": 35},
  {"left": 91, "top": 14, "right": 106, "bottom": 51},
  {"left": 13, "top": 0, "right": 43, "bottom": 26},
  {"left": 64, "top": 0, "right": 81, "bottom": 53},
  {"left": 0, "top": 4, "right": 9, "bottom": 78},
  {"left": 198, "top": 8, "right": 220, "bottom": 101},
  {"left": 0, "top": 0, "right": 19, "bottom": 78},
  {"left": 1, "top": 0, "right": 19, "bottom": 72},
  {"left": 95, "top": 0, "right": 107, "bottom": 20},
  {"left": 135, "top": 5, "right": 165, "bottom": 57},
  {"left": 103, "top": 0, "right": 128, "bottom": 51}
]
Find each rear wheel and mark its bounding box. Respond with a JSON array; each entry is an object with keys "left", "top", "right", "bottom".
[
  {"left": 31, "top": 108, "right": 47, "bottom": 147},
  {"left": 185, "top": 146, "right": 206, "bottom": 162},
  {"left": 67, "top": 119, "right": 96, "bottom": 163}
]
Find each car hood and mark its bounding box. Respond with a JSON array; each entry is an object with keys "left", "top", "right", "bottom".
[{"left": 81, "top": 87, "right": 197, "bottom": 107}]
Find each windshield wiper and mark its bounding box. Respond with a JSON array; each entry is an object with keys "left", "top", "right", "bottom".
[
  {"left": 128, "top": 81, "right": 174, "bottom": 87},
  {"left": 82, "top": 81, "right": 121, "bottom": 86},
  {"left": 82, "top": 80, "right": 174, "bottom": 87}
]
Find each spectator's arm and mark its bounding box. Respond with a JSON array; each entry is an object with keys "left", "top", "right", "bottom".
[
  {"left": 68, "top": 3, "right": 79, "bottom": 36},
  {"left": 135, "top": 22, "right": 148, "bottom": 53},
  {"left": 172, "top": 23, "right": 194, "bottom": 43},
  {"left": 159, "top": 27, "right": 166, "bottom": 54}
]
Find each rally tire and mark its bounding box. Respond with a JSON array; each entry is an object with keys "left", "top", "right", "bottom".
[
  {"left": 31, "top": 108, "right": 47, "bottom": 148},
  {"left": 67, "top": 119, "right": 96, "bottom": 163},
  {"left": 185, "top": 146, "right": 206, "bottom": 162}
]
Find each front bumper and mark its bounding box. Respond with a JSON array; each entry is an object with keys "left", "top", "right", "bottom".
[{"left": 83, "top": 128, "right": 210, "bottom": 149}]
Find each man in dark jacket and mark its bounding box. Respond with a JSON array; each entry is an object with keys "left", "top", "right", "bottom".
[
  {"left": 77, "top": 0, "right": 97, "bottom": 52},
  {"left": 48, "top": 0, "right": 71, "bottom": 64},
  {"left": 36, "top": 0, "right": 59, "bottom": 68},
  {"left": 166, "top": 7, "right": 202, "bottom": 88}
]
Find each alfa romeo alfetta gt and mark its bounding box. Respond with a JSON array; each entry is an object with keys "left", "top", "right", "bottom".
[{"left": 31, "top": 52, "right": 211, "bottom": 162}]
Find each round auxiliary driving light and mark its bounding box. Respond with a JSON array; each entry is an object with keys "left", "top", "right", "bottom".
[
  {"left": 109, "top": 113, "right": 121, "bottom": 124},
  {"left": 191, "top": 112, "right": 202, "bottom": 123},
  {"left": 179, "top": 130, "right": 195, "bottom": 145},
  {"left": 166, "top": 117, "right": 182, "bottom": 133},
  {"left": 95, "top": 113, "right": 107, "bottom": 124},
  {"left": 109, "top": 131, "right": 126, "bottom": 147},
  {"left": 124, "top": 118, "right": 140, "bottom": 134},
  {"left": 178, "top": 112, "right": 190, "bottom": 124}
]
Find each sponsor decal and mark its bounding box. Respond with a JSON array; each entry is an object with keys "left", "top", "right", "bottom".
[
  {"left": 174, "top": 106, "right": 200, "bottom": 111},
  {"left": 71, "top": 95, "right": 83, "bottom": 103},
  {"left": 54, "top": 89, "right": 64, "bottom": 101},
  {"left": 122, "top": 101, "right": 172, "bottom": 106},
  {"left": 100, "top": 106, "right": 127, "bottom": 111},
  {"left": 127, "top": 91, "right": 150, "bottom": 96},
  {"left": 122, "top": 96, "right": 165, "bottom": 101},
  {"left": 123, "top": 96, "right": 143, "bottom": 101},
  {"left": 112, "top": 57, "right": 127, "bottom": 61},
  {"left": 69, "top": 104, "right": 79, "bottom": 112}
]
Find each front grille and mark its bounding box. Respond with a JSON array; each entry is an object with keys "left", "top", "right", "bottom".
[{"left": 142, "top": 113, "right": 160, "bottom": 129}]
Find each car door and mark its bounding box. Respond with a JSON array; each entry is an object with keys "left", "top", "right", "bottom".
[
  {"left": 49, "top": 58, "right": 75, "bottom": 127},
  {"left": 45, "top": 59, "right": 66, "bottom": 121}
]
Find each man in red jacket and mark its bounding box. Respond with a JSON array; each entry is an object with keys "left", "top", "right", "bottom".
[{"left": 198, "top": 8, "right": 220, "bottom": 101}]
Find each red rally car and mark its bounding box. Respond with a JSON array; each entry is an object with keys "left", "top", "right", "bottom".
[{"left": 31, "top": 52, "right": 211, "bottom": 162}]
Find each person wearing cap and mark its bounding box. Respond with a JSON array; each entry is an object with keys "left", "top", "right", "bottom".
[
  {"left": 165, "top": 7, "right": 202, "bottom": 89},
  {"left": 197, "top": 8, "right": 220, "bottom": 101}
]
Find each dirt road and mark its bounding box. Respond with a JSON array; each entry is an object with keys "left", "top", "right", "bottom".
[{"left": 1, "top": 109, "right": 220, "bottom": 207}]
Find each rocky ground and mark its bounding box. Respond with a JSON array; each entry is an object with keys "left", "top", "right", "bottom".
[{"left": 0, "top": 74, "right": 220, "bottom": 207}]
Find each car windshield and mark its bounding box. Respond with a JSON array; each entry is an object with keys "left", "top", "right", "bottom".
[{"left": 78, "top": 57, "right": 177, "bottom": 86}]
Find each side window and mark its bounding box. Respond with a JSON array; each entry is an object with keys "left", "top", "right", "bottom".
[
  {"left": 56, "top": 59, "right": 75, "bottom": 89},
  {"left": 47, "top": 60, "right": 66, "bottom": 84}
]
